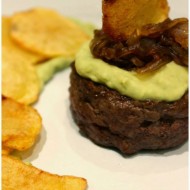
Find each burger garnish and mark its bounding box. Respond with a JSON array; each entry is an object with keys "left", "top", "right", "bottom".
[{"left": 90, "top": 18, "right": 188, "bottom": 73}]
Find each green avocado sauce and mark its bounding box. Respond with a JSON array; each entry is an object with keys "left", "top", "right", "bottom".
[
  {"left": 36, "top": 56, "right": 73, "bottom": 88},
  {"left": 75, "top": 42, "right": 188, "bottom": 101}
]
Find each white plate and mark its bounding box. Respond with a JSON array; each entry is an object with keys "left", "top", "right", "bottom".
[{"left": 2, "top": 1, "right": 188, "bottom": 190}]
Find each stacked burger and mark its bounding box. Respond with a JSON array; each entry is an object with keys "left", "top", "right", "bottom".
[{"left": 69, "top": 0, "right": 188, "bottom": 154}]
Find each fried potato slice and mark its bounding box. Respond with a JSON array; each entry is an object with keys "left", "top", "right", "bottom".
[
  {"left": 2, "top": 98, "right": 42, "bottom": 151},
  {"left": 2, "top": 17, "right": 44, "bottom": 65},
  {"left": 103, "top": 0, "right": 169, "bottom": 40},
  {"left": 2, "top": 45, "right": 41, "bottom": 104},
  {"left": 2, "top": 155, "right": 87, "bottom": 190},
  {"left": 2, "top": 146, "right": 13, "bottom": 155},
  {"left": 10, "top": 7, "right": 91, "bottom": 57}
]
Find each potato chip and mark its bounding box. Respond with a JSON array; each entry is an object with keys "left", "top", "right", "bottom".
[
  {"left": 2, "top": 45, "right": 41, "bottom": 104},
  {"left": 2, "top": 98, "right": 42, "bottom": 151},
  {"left": 2, "top": 146, "right": 13, "bottom": 155},
  {"left": 103, "top": 0, "right": 169, "bottom": 39},
  {"left": 2, "top": 155, "right": 87, "bottom": 190},
  {"left": 2, "top": 17, "right": 45, "bottom": 65},
  {"left": 10, "top": 8, "right": 91, "bottom": 57}
]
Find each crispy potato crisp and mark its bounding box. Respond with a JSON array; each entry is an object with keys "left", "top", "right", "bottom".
[
  {"left": 10, "top": 7, "right": 91, "bottom": 57},
  {"left": 2, "top": 155, "right": 87, "bottom": 190},
  {"left": 2, "top": 46, "right": 41, "bottom": 104},
  {"left": 2, "top": 98, "right": 42, "bottom": 151},
  {"left": 2, "top": 17, "right": 44, "bottom": 65},
  {"left": 103, "top": 0, "right": 169, "bottom": 40},
  {"left": 2, "top": 146, "right": 13, "bottom": 155}
]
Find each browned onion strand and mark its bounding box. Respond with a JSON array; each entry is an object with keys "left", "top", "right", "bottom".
[
  {"left": 140, "top": 18, "right": 188, "bottom": 38},
  {"left": 136, "top": 56, "right": 171, "bottom": 73},
  {"left": 90, "top": 18, "right": 188, "bottom": 73},
  {"left": 168, "top": 21, "right": 188, "bottom": 49}
]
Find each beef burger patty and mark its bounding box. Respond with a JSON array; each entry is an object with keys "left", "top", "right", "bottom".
[{"left": 69, "top": 64, "right": 188, "bottom": 154}]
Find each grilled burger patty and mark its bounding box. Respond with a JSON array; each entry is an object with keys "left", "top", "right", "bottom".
[{"left": 69, "top": 64, "right": 188, "bottom": 154}]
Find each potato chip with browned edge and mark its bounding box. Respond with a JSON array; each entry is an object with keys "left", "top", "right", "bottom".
[
  {"left": 11, "top": 7, "right": 91, "bottom": 57},
  {"left": 2, "top": 17, "right": 45, "bottom": 65},
  {"left": 2, "top": 155, "right": 87, "bottom": 190},
  {"left": 2, "top": 45, "right": 41, "bottom": 104},
  {"left": 2, "top": 146, "right": 13, "bottom": 155},
  {"left": 2, "top": 98, "right": 42, "bottom": 151},
  {"left": 103, "top": 0, "right": 169, "bottom": 40}
]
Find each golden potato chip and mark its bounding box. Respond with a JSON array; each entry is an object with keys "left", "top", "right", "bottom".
[
  {"left": 103, "top": 0, "right": 169, "bottom": 39},
  {"left": 2, "top": 98, "right": 42, "bottom": 151},
  {"left": 2, "top": 146, "right": 13, "bottom": 155},
  {"left": 2, "top": 17, "right": 45, "bottom": 65},
  {"left": 2, "top": 155, "right": 87, "bottom": 190},
  {"left": 10, "top": 8, "right": 91, "bottom": 57},
  {"left": 2, "top": 46, "right": 41, "bottom": 104}
]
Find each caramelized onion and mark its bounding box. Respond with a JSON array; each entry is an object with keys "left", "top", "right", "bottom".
[{"left": 90, "top": 18, "right": 188, "bottom": 73}]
